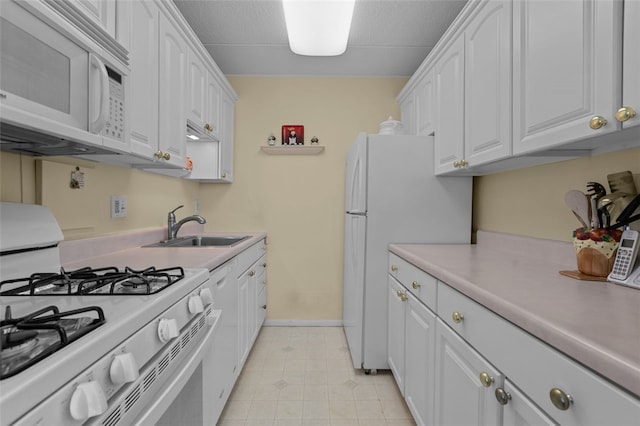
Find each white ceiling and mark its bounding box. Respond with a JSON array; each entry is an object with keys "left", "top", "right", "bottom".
[{"left": 173, "top": 0, "right": 468, "bottom": 77}]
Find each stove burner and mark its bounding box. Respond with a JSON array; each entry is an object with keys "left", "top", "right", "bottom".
[
  {"left": 0, "top": 305, "right": 105, "bottom": 380},
  {"left": 0, "top": 266, "right": 185, "bottom": 296},
  {"left": 0, "top": 329, "right": 38, "bottom": 353}
]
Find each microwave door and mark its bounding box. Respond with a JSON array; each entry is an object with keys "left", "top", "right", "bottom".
[{"left": 0, "top": 1, "right": 88, "bottom": 129}]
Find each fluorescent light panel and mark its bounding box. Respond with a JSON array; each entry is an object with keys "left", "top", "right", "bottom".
[{"left": 283, "top": 0, "right": 356, "bottom": 56}]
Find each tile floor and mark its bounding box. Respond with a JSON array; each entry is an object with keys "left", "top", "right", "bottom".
[{"left": 217, "top": 327, "right": 416, "bottom": 426}]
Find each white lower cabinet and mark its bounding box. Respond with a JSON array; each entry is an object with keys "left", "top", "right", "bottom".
[
  {"left": 404, "top": 291, "right": 436, "bottom": 426},
  {"left": 201, "top": 239, "right": 267, "bottom": 425},
  {"left": 499, "top": 379, "right": 557, "bottom": 426},
  {"left": 387, "top": 272, "right": 436, "bottom": 426},
  {"left": 387, "top": 276, "right": 406, "bottom": 393},
  {"left": 387, "top": 251, "right": 640, "bottom": 426},
  {"left": 434, "top": 318, "right": 503, "bottom": 426},
  {"left": 236, "top": 240, "right": 267, "bottom": 372}
]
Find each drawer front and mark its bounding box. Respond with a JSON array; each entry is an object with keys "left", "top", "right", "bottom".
[
  {"left": 235, "top": 239, "right": 267, "bottom": 275},
  {"left": 437, "top": 283, "right": 640, "bottom": 426},
  {"left": 389, "top": 253, "right": 437, "bottom": 311}
]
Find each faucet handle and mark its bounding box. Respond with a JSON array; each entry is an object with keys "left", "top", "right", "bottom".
[{"left": 169, "top": 205, "right": 184, "bottom": 216}]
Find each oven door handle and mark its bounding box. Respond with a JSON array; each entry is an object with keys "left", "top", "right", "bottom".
[{"left": 132, "top": 310, "right": 221, "bottom": 425}]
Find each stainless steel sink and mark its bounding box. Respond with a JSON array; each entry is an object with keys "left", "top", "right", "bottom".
[{"left": 144, "top": 235, "right": 250, "bottom": 248}]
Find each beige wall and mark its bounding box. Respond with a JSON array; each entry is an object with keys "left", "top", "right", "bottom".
[
  {"left": 199, "top": 77, "right": 408, "bottom": 321},
  {"left": 1, "top": 152, "right": 200, "bottom": 240},
  {"left": 473, "top": 147, "right": 640, "bottom": 242}
]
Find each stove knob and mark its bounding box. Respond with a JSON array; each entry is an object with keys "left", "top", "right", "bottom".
[
  {"left": 69, "top": 381, "right": 107, "bottom": 421},
  {"left": 110, "top": 352, "right": 139, "bottom": 385},
  {"left": 157, "top": 318, "right": 179, "bottom": 342},
  {"left": 188, "top": 295, "right": 205, "bottom": 314},
  {"left": 199, "top": 287, "right": 213, "bottom": 305}
]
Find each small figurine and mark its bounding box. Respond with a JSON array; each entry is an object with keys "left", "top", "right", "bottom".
[
  {"left": 268, "top": 134, "right": 276, "bottom": 146},
  {"left": 310, "top": 137, "right": 319, "bottom": 145}
]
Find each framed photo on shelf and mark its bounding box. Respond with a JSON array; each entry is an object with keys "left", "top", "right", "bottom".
[{"left": 282, "top": 125, "right": 304, "bottom": 145}]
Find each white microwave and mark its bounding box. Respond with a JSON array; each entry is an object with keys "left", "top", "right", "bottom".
[{"left": 0, "top": 0, "right": 127, "bottom": 155}]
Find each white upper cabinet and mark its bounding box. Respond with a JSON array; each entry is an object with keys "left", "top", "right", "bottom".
[
  {"left": 219, "top": 94, "right": 235, "bottom": 182},
  {"left": 463, "top": 0, "right": 511, "bottom": 166},
  {"left": 207, "top": 75, "right": 221, "bottom": 140},
  {"left": 157, "top": 11, "right": 187, "bottom": 168},
  {"left": 621, "top": 0, "right": 639, "bottom": 129},
  {"left": 68, "top": 0, "right": 116, "bottom": 38},
  {"left": 435, "top": 0, "right": 512, "bottom": 175},
  {"left": 512, "top": 0, "right": 621, "bottom": 154},
  {"left": 434, "top": 35, "right": 465, "bottom": 175},
  {"left": 120, "top": 0, "right": 159, "bottom": 161},
  {"left": 187, "top": 49, "right": 208, "bottom": 130},
  {"left": 415, "top": 68, "right": 436, "bottom": 137},
  {"left": 400, "top": 94, "right": 416, "bottom": 135}
]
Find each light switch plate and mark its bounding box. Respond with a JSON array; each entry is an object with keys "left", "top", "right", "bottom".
[{"left": 111, "top": 195, "right": 127, "bottom": 218}]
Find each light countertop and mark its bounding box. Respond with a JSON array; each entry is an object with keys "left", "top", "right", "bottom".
[
  {"left": 389, "top": 231, "right": 640, "bottom": 398},
  {"left": 60, "top": 225, "right": 267, "bottom": 272}
]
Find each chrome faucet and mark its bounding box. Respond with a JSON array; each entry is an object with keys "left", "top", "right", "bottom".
[{"left": 167, "top": 205, "right": 206, "bottom": 240}]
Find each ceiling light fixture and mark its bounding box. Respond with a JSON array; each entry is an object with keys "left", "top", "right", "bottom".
[{"left": 282, "top": 0, "right": 356, "bottom": 56}]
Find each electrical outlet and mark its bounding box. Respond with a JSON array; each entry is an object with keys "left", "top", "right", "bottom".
[
  {"left": 194, "top": 199, "right": 200, "bottom": 214},
  {"left": 111, "top": 195, "right": 127, "bottom": 218}
]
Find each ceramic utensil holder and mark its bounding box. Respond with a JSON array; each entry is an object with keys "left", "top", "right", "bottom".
[{"left": 574, "top": 235, "right": 618, "bottom": 277}]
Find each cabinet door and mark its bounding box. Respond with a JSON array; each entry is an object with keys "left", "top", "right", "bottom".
[
  {"left": 158, "top": 13, "right": 187, "bottom": 168},
  {"left": 434, "top": 35, "right": 465, "bottom": 175},
  {"left": 621, "top": 0, "right": 640, "bottom": 129},
  {"left": 387, "top": 276, "right": 406, "bottom": 395},
  {"left": 415, "top": 69, "right": 435, "bottom": 137},
  {"left": 187, "top": 49, "right": 207, "bottom": 129},
  {"left": 68, "top": 0, "right": 116, "bottom": 38},
  {"left": 500, "top": 379, "right": 557, "bottom": 426},
  {"left": 464, "top": 0, "right": 511, "bottom": 166},
  {"left": 405, "top": 293, "right": 436, "bottom": 426},
  {"left": 125, "top": 0, "right": 159, "bottom": 159},
  {"left": 513, "top": 0, "right": 621, "bottom": 154},
  {"left": 256, "top": 277, "right": 266, "bottom": 330},
  {"left": 434, "top": 319, "right": 502, "bottom": 426},
  {"left": 206, "top": 75, "right": 221, "bottom": 140},
  {"left": 219, "top": 94, "right": 234, "bottom": 182},
  {"left": 237, "top": 269, "right": 250, "bottom": 369},
  {"left": 253, "top": 264, "right": 266, "bottom": 341},
  {"left": 400, "top": 93, "right": 416, "bottom": 135}
]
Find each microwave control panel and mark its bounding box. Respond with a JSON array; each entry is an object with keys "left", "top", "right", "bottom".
[{"left": 104, "top": 67, "right": 124, "bottom": 142}]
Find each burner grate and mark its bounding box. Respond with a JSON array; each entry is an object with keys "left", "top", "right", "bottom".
[
  {"left": 0, "top": 305, "right": 105, "bottom": 380},
  {"left": 0, "top": 266, "right": 185, "bottom": 296}
]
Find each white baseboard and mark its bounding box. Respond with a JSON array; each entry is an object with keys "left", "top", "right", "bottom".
[{"left": 263, "top": 319, "right": 343, "bottom": 327}]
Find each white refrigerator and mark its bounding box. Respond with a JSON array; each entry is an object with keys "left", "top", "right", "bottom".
[{"left": 343, "top": 132, "right": 472, "bottom": 371}]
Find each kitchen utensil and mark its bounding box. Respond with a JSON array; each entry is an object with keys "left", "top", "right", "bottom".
[
  {"left": 586, "top": 182, "right": 606, "bottom": 229},
  {"left": 598, "top": 202, "right": 612, "bottom": 228},
  {"left": 586, "top": 182, "right": 606, "bottom": 200},
  {"left": 564, "top": 190, "right": 590, "bottom": 228},
  {"left": 607, "top": 171, "right": 638, "bottom": 195},
  {"left": 609, "top": 194, "right": 640, "bottom": 229}
]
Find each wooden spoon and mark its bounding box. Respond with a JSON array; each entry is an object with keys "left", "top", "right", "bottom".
[{"left": 564, "top": 190, "right": 590, "bottom": 228}]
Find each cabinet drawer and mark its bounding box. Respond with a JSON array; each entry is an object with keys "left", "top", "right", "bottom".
[
  {"left": 437, "top": 283, "right": 640, "bottom": 426},
  {"left": 389, "top": 253, "right": 437, "bottom": 311},
  {"left": 235, "top": 239, "right": 267, "bottom": 274}
]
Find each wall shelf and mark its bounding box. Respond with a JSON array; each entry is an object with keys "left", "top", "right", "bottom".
[{"left": 260, "top": 146, "right": 325, "bottom": 155}]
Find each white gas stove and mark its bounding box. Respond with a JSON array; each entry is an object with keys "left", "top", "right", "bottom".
[{"left": 0, "top": 202, "right": 221, "bottom": 425}]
